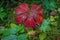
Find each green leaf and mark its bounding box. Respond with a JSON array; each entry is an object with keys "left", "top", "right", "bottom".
[
  {"left": 2, "top": 29, "right": 11, "bottom": 37},
  {"left": 51, "top": 21, "right": 58, "bottom": 27},
  {"left": 2, "top": 21, "right": 25, "bottom": 35},
  {"left": 10, "top": 23, "right": 20, "bottom": 31},
  {"left": 49, "top": 2, "right": 57, "bottom": 10},
  {"left": 6, "top": 23, "right": 21, "bottom": 35},
  {"left": 0, "top": 7, "right": 4, "bottom": 12},
  {"left": 49, "top": 16, "right": 55, "bottom": 21},
  {"left": 58, "top": 8, "right": 60, "bottom": 13},
  {"left": 40, "top": 19, "right": 51, "bottom": 32},
  {"left": 46, "top": 26, "right": 51, "bottom": 31},
  {"left": 2, "top": 28, "right": 19, "bottom": 37},
  {"left": 10, "top": 23, "right": 25, "bottom": 33},
  {"left": 43, "top": 0, "right": 49, "bottom": 9},
  {"left": 0, "top": 28, "right": 4, "bottom": 34},
  {"left": 2, "top": 28, "right": 21, "bottom": 37},
  {"left": 2, "top": 23, "right": 25, "bottom": 37},
  {"left": 1, "top": 35, "right": 17, "bottom": 40},
  {"left": 10, "top": 23, "right": 19, "bottom": 28},
  {"left": 39, "top": 33, "right": 46, "bottom": 40},
  {"left": 0, "top": 7, "right": 7, "bottom": 19},
  {"left": 44, "top": 0, "right": 57, "bottom": 10},
  {"left": 19, "top": 25, "right": 25, "bottom": 33},
  {"left": 10, "top": 28, "right": 19, "bottom": 34},
  {"left": 27, "top": 30, "right": 35, "bottom": 35},
  {"left": 0, "top": 12, "right": 7, "bottom": 19},
  {"left": 17, "top": 34, "right": 28, "bottom": 40}
]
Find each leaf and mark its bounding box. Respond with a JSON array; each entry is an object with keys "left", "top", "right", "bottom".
[
  {"left": 10, "top": 23, "right": 18, "bottom": 28},
  {"left": 10, "top": 23, "right": 20, "bottom": 31},
  {"left": 46, "top": 26, "right": 51, "bottom": 31},
  {"left": 43, "top": 0, "right": 49, "bottom": 9},
  {"left": 2, "top": 28, "right": 19, "bottom": 37},
  {"left": 51, "top": 21, "right": 58, "bottom": 27},
  {"left": 52, "top": 27, "right": 59, "bottom": 34},
  {"left": 27, "top": 30, "right": 35, "bottom": 35},
  {"left": 0, "top": 12, "right": 7, "bottom": 19},
  {"left": 19, "top": 25, "right": 25, "bottom": 33},
  {"left": 2, "top": 23, "right": 25, "bottom": 37},
  {"left": 10, "top": 28, "right": 19, "bottom": 34},
  {"left": 40, "top": 19, "right": 51, "bottom": 32},
  {"left": 44, "top": 0, "right": 57, "bottom": 10},
  {"left": 2, "top": 29, "right": 11, "bottom": 37},
  {"left": 0, "top": 7, "right": 7, "bottom": 19},
  {"left": 0, "top": 26, "right": 5, "bottom": 34},
  {"left": 10, "top": 23, "right": 25, "bottom": 33},
  {"left": 58, "top": 8, "right": 60, "bottom": 13},
  {"left": 39, "top": 33, "right": 46, "bottom": 40},
  {"left": 10, "top": 23, "right": 20, "bottom": 34},
  {"left": 1, "top": 35, "right": 17, "bottom": 40},
  {"left": 17, "top": 34, "right": 28, "bottom": 40},
  {"left": 49, "top": 16, "right": 55, "bottom": 21},
  {"left": 0, "top": 7, "right": 4, "bottom": 12},
  {"left": 49, "top": 0, "right": 57, "bottom": 10},
  {"left": 0, "top": 29, "right": 4, "bottom": 34},
  {"left": 2, "top": 24, "right": 19, "bottom": 36},
  {"left": 49, "top": 2, "right": 57, "bottom": 10}
]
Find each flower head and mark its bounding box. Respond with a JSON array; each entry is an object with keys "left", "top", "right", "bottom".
[{"left": 14, "top": 4, "right": 44, "bottom": 28}]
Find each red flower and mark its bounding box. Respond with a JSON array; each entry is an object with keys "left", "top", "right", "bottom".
[{"left": 14, "top": 4, "right": 44, "bottom": 28}]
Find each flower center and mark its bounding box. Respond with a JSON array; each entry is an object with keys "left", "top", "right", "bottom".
[{"left": 27, "top": 10, "right": 31, "bottom": 15}]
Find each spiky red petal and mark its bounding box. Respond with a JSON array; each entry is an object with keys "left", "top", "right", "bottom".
[
  {"left": 24, "top": 17, "right": 36, "bottom": 28},
  {"left": 15, "top": 16, "right": 23, "bottom": 24},
  {"left": 14, "top": 8, "right": 25, "bottom": 15},
  {"left": 18, "top": 4, "right": 29, "bottom": 11},
  {"left": 36, "top": 15, "right": 43, "bottom": 24}
]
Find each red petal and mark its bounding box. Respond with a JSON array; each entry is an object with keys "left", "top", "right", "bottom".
[
  {"left": 14, "top": 8, "right": 25, "bottom": 15},
  {"left": 18, "top": 4, "right": 29, "bottom": 11},
  {"left": 20, "top": 14, "right": 27, "bottom": 22},
  {"left": 36, "top": 15, "right": 43, "bottom": 24},
  {"left": 39, "top": 9, "right": 44, "bottom": 16},
  {"left": 31, "top": 5, "right": 41, "bottom": 10},
  {"left": 15, "top": 16, "right": 22, "bottom": 24},
  {"left": 24, "top": 17, "right": 36, "bottom": 28}
]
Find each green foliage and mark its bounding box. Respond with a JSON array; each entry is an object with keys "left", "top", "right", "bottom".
[
  {"left": 17, "top": 34, "right": 28, "bottom": 40},
  {"left": 0, "top": 7, "right": 7, "bottom": 20},
  {"left": 10, "top": 23, "right": 25, "bottom": 33},
  {"left": 10, "top": 23, "right": 21, "bottom": 32},
  {"left": 49, "top": 16, "right": 55, "bottom": 21},
  {"left": 40, "top": 19, "right": 51, "bottom": 32},
  {"left": 43, "top": 0, "right": 57, "bottom": 10},
  {"left": 2, "top": 34, "right": 28, "bottom": 40},
  {"left": 50, "top": 16, "right": 58, "bottom": 27},
  {"left": 0, "top": 28, "right": 4, "bottom": 34},
  {"left": 39, "top": 33, "right": 46, "bottom": 40},
  {"left": 58, "top": 8, "right": 60, "bottom": 13},
  {"left": 27, "top": 30, "right": 35, "bottom": 35},
  {"left": 1, "top": 35, "right": 17, "bottom": 40},
  {"left": 2, "top": 23, "right": 25, "bottom": 37},
  {"left": 2, "top": 29, "right": 11, "bottom": 37}
]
